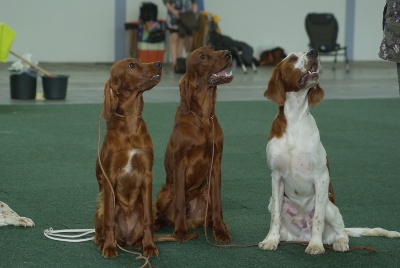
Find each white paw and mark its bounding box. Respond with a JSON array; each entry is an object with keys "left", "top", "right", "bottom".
[
  {"left": 333, "top": 237, "right": 349, "bottom": 252},
  {"left": 259, "top": 237, "right": 279, "bottom": 250},
  {"left": 19, "top": 217, "right": 35, "bottom": 227},
  {"left": 305, "top": 241, "right": 325, "bottom": 255}
]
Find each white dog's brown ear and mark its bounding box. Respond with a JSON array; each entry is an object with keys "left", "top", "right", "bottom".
[
  {"left": 308, "top": 83, "right": 324, "bottom": 107},
  {"left": 264, "top": 68, "right": 285, "bottom": 106},
  {"left": 102, "top": 80, "right": 118, "bottom": 120}
]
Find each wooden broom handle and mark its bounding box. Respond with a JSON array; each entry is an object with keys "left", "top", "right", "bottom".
[{"left": 9, "top": 50, "right": 52, "bottom": 76}]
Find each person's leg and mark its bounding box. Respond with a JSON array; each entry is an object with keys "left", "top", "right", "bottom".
[
  {"left": 169, "top": 32, "right": 179, "bottom": 65},
  {"left": 176, "top": 36, "right": 185, "bottom": 59},
  {"left": 397, "top": 63, "right": 400, "bottom": 94},
  {"left": 184, "top": 35, "right": 193, "bottom": 53}
]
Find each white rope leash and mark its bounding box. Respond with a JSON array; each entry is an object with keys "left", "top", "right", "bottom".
[
  {"left": 43, "top": 228, "right": 95, "bottom": 242},
  {"left": 43, "top": 115, "right": 107, "bottom": 243}
]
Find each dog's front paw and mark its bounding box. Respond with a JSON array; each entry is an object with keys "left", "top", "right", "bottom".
[
  {"left": 102, "top": 245, "right": 118, "bottom": 258},
  {"left": 305, "top": 240, "right": 325, "bottom": 255},
  {"left": 259, "top": 236, "right": 280, "bottom": 250},
  {"left": 333, "top": 237, "right": 349, "bottom": 252},
  {"left": 18, "top": 217, "right": 35, "bottom": 227},
  {"left": 143, "top": 245, "right": 159, "bottom": 257},
  {"left": 173, "top": 230, "right": 197, "bottom": 242},
  {"left": 213, "top": 225, "right": 231, "bottom": 242}
]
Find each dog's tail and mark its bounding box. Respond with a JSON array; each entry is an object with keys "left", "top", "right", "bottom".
[
  {"left": 154, "top": 233, "right": 198, "bottom": 242},
  {"left": 345, "top": 228, "right": 400, "bottom": 238},
  {"left": 153, "top": 235, "right": 179, "bottom": 242}
]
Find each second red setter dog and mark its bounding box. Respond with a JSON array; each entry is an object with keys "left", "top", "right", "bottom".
[
  {"left": 95, "top": 58, "right": 162, "bottom": 258},
  {"left": 155, "top": 47, "right": 233, "bottom": 242}
]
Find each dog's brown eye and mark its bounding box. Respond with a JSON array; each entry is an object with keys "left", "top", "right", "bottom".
[
  {"left": 289, "top": 57, "right": 297, "bottom": 62},
  {"left": 128, "top": 62, "right": 136, "bottom": 68},
  {"left": 200, "top": 54, "right": 206, "bottom": 60}
]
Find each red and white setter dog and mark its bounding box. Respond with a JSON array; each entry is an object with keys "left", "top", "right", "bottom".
[
  {"left": 94, "top": 58, "right": 162, "bottom": 258},
  {"left": 259, "top": 49, "right": 400, "bottom": 254}
]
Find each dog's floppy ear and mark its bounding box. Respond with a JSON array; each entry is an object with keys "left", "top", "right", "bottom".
[
  {"left": 264, "top": 68, "right": 285, "bottom": 106},
  {"left": 102, "top": 79, "right": 118, "bottom": 120},
  {"left": 179, "top": 71, "right": 198, "bottom": 114},
  {"left": 308, "top": 83, "right": 324, "bottom": 107}
]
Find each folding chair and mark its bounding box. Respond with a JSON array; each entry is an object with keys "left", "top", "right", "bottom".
[{"left": 305, "top": 13, "right": 349, "bottom": 72}]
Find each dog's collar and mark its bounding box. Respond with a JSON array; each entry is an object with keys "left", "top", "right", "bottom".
[
  {"left": 189, "top": 110, "right": 214, "bottom": 122},
  {"left": 114, "top": 111, "right": 142, "bottom": 118}
]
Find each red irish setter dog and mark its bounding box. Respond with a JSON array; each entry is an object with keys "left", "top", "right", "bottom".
[
  {"left": 94, "top": 58, "right": 162, "bottom": 258},
  {"left": 155, "top": 47, "right": 233, "bottom": 242}
]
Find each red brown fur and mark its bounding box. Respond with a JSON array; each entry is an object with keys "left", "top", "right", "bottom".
[
  {"left": 154, "top": 47, "right": 233, "bottom": 242},
  {"left": 94, "top": 58, "right": 162, "bottom": 258}
]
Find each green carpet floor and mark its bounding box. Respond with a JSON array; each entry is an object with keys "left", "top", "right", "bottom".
[{"left": 1, "top": 99, "right": 399, "bottom": 267}]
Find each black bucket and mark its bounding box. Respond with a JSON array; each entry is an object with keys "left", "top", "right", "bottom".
[
  {"left": 10, "top": 71, "right": 37, "bottom": 100},
  {"left": 42, "top": 75, "right": 69, "bottom": 100}
]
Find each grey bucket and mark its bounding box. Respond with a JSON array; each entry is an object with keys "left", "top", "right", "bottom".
[
  {"left": 42, "top": 75, "right": 69, "bottom": 100},
  {"left": 10, "top": 71, "right": 37, "bottom": 100}
]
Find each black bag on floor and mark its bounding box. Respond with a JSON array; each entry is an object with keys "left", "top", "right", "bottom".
[{"left": 210, "top": 32, "right": 254, "bottom": 66}]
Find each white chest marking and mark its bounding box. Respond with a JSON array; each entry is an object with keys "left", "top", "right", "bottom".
[
  {"left": 267, "top": 91, "right": 326, "bottom": 178},
  {"left": 123, "top": 149, "right": 140, "bottom": 174}
]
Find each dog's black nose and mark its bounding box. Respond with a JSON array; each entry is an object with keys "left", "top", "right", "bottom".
[
  {"left": 154, "top": 62, "right": 162, "bottom": 68},
  {"left": 223, "top": 50, "right": 231, "bottom": 59},
  {"left": 307, "top": 49, "right": 319, "bottom": 58}
]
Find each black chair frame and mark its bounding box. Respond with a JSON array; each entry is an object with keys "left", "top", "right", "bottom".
[{"left": 305, "top": 13, "right": 349, "bottom": 72}]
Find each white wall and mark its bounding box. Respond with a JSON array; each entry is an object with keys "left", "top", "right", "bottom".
[
  {"left": 354, "top": 1, "right": 383, "bottom": 60},
  {"left": 1, "top": 0, "right": 114, "bottom": 62},
  {"left": 0, "top": 0, "right": 384, "bottom": 62}
]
